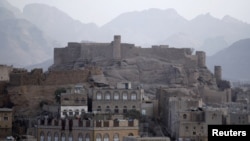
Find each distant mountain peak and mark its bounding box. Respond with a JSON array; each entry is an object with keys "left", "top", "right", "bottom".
[
  {"left": 193, "top": 12, "right": 217, "bottom": 20},
  {"left": 222, "top": 15, "right": 246, "bottom": 24}
]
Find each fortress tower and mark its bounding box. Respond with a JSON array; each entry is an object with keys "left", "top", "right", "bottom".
[
  {"left": 112, "top": 35, "right": 121, "bottom": 60},
  {"left": 214, "top": 66, "right": 222, "bottom": 83},
  {"left": 196, "top": 51, "right": 206, "bottom": 68}
]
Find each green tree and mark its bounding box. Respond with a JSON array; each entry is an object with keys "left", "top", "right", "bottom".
[{"left": 54, "top": 88, "right": 66, "bottom": 104}]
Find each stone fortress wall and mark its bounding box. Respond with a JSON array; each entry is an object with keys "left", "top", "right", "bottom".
[
  {"left": 0, "top": 65, "right": 13, "bottom": 82},
  {"left": 53, "top": 35, "right": 205, "bottom": 69},
  {"left": 9, "top": 67, "right": 102, "bottom": 86}
]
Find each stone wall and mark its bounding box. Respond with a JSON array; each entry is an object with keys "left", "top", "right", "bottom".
[
  {"left": 52, "top": 35, "right": 202, "bottom": 70},
  {"left": 199, "top": 86, "right": 231, "bottom": 105},
  {"left": 9, "top": 67, "right": 102, "bottom": 86},
  {"left": 0, "top": 65, "right": 12, "bottom": 82}
]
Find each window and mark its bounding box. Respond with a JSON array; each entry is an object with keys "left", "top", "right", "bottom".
[
  {"left": 131, "top": 93, "right": 137, "bottom": 100},
  {"left": 4, "top": 117, "right": 8, "bottom": 121},
  {"left": 123, "top": 106, "right": 127, "bottom": 113},
  {"left": 114, "top": 106, "right": 119, "bottom": 113},
  {"left": 81, "top": 98, "right": 85, "bottom": 103},
  {"left": 104, "top": 134, "right": 109, "bottom": 141},
  {"left": 69, "top": 109, "right": 73, "bottom": 116},
  {"left": 105, "top": 92, "right": 111, "bottom": 100},
  {"left": 69, "top": 133, "right": 73, "bottom": 141},
  {"left": 75, "top": 98, "right": 79, "bottom": 103},
  {"left": 114, "top": 92, "right": 119, "bottom": 100},
  {"left": 128, "top": 133, "right": 134, "bottom": 136},
  {"left": 81, "top": 109, "right": 85, "bottom": 114},
  {"left": 40, "top": 132, "right": 44, "bottom": 141},
  {"left": 122, "top": 92, "right": 128, "bottom": 100},
  {"left": 132, "top": 105, "right": 136, "bottom": 109},
  {"left": 63, "top": 110, "right": 67, "bottom": 116},
  {"left": 106, "top": 106, "right": 110, "bottom": 112},
  {"left": 113, "top": 134, "right": 119, "bottom": 141},
  {"left": 75, "top": 109, "right": 79, "bottom": 116},
  {"left": 97, "top": 106, "right": 101, "bottom": 112},
  {"left": 183, "top": 114, "right": 187, "bottom": 119},
  {"left": 47, "top": 132, "right": 51, "bottom": 141},
  {"left": 54, "top": 133, "right": 59, "bottom": 141},
  {"left": 97, "top": 92, "right": 102, "bottom": 100},
  {"left": 185, "top": 126, "right": 189, "bottom": 131},
  {"left": 61, "top": 133, "right": 66, "bottom": 141},
  {"left": 85, "top": 134, "right": 90, "bottom": 141},
  {"left": 78, "top": 134, "right": 83, "bottom": 141},
  {"left": 96, "top": 134, "right": 101, "bottom": 141},
  {"left": 212, "top": 113, "right": 217, "bottom": 119}
]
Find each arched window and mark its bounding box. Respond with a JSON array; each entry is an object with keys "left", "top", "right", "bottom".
[
  {"left": 85, "top": 134, "right": 90, "bottom": 141},
  {"left": 183, "top": 114, "right": 187, "bottom": 119},
  {"left": 40, "top": 132, "right": 44, "bottom": 141},
  {"left": 78, "top": 133, "right": 83, "bottom": 141},
  {"left": 131, "top": 93, "right": 137, "bottom": 100},
  {"left": 123, "top": 106, "right": 127, "bottom": 113},
  {"left": 132, "top": 105, "right": 136, "bottom": 110},
  {"left": 97, "top": 92, "right": 102, "bottom": 100},
  {"left": 128, "top": 133, "right": 134, "bottom": 136},
  {"left": 75, "top": 109, "right": 80, "bottom": 116},
  {"left": 69, "top": 133, "right": 73, "bottom": 141},
  {"left": 96, "top": 134, "right": 102, "bottom": 141},
  {"left": 114, "top": 92, "right": 119, "bottom": 100},
  {"left": 54, "top": 132, "right": 59, "bottom": 141},
  {"left": 63, "top": 109, "right": 67, "bottom": 116},
  {"left": 106, "top": 106, "right": 110, "bottom": 112},
  {"left": 122, "top": 92, "right": 128, "bottom": 100},
  {"left": 104, "top": 134, "right": 109, "bottom": 141},
  {"left": 113, "top": 133, "right": 119, "bottom": 141},
  {"left": 61, "top": 133, "right": 66, "bottom": 141},
  {"left": 97, "top": 106, "right": 101, "bottom": 112},
  {"left": 105, "top": 92, "right": 111, "bottom": 100},
  {"left": 81, "top": 109, "right": 85, "bottom": 115},
  {"left": 114, "top": 106, "right": 119, "bottom": 113},
  {"left": 47, "top": 132, "right": 51, "bottom": 141},
  {"left": 212, "top": 113, "right": 217, "bottom": 119},
  {"left": 69, "top": 109, "right": 73, "bottom": 116}
]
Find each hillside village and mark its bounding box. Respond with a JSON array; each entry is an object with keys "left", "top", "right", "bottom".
[{"left": 1, "top": 35, "right": 250, "bottom": 141}]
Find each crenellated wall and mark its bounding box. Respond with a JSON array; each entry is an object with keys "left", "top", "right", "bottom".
[
  {"left": 52, "top": 35, "right": 204, "bottom": 70},
  {"left": 9, "top": 68, "right": 102, "bottom": 86}
]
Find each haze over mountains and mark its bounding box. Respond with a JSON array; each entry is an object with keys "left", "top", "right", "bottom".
[
  {"left": 1, "top": 0, "right": 250, "bottom": 81},
  {"left": 0, "top": 0, "right": 52, "bottom": 67}
]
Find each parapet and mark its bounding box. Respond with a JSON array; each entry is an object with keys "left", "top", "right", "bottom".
[
  {"left": 195, "top": 51, "right": 206, "bottom": 68},
  {"left": 214, "top": 66, "right": 222, "bottom": 83}
]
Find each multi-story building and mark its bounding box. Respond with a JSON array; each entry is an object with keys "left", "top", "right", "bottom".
[
  {"left": 91, "top": 82, "right": 143, "bottom": 114},
  {"left": 177, "top": 107, "right": 223, "bottom": 141},
  {"left": 60, "top": 84, "right": 88, "bottom": 118},
  {"left": 36, "top": 83, "right": 141, "bottom": 141},
  {"left": 36, "top": 114, "right": 139, "bottom": 141},
  {"left": 123, "top": 136, "right": 170, "bottom": 141},
  {"left": 0, "top": 108, "right": 12, "bottom": 138}
]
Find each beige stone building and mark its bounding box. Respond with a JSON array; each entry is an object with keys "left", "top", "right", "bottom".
[
  {"left": 36, "top": 116, "right": 139, "bottom": 141},
  {"left": 0, "top": 108, "right": 12, "bottom": 138},
  {"left": 60, "top": 84, "right": 88, "bottom": 118},
  {"left": 123, "top": 136, "right": 170, "bottom": 141},
  {"left": 91, "top": 82, "right": 143, "bottom": 115}
]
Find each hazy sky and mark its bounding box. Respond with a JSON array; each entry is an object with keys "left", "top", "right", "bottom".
[{"left": 7, "top": 0, "right": 250, "bottom": 26}]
